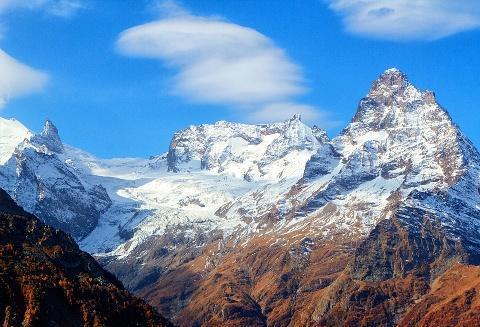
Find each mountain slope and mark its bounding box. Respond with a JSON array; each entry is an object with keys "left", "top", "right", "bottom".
[
  {"left": 123, "top": 69, "right": 480, "bottom": 326},
  {"left": 0, "top": 188, "right": 171, "bottom": 327}
]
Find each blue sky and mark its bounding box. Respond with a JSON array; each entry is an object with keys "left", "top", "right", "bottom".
[{"left": 1, "top": 0, "right": 480, "bottom": 158}]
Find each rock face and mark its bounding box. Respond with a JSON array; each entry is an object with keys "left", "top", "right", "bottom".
[
  {"left": 0, "top": 188, "right": 171, "bottom": 327},
  {"left": 1, "top": 68, "right": 480, "bottom": 326},
  {"left": 0, "top": 119, "right": 111, "bottom": 239}
]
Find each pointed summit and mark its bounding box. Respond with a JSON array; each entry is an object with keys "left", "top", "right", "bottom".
[
  {"left": 378, "top": 67, "right": 407, "bottom": 80},
  {"left": 346, "top": 69, "right": 453, "bottom": 139},
  {"left": 42, "top": 120, "right": 59, "bottom": 138},
  {"left": 32, "top": 119, "right": 64, "bottom": 153},
  {"left": 367, "top": 68, "right": 412, "bottom": 99}
]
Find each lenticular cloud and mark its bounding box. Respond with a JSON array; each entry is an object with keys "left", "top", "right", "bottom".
[
  {"left": 117, "top": 15, "right": 305, "bottom": 106},
  {"left": 116, "top": 9, "right": 327, "bottom": 124}
]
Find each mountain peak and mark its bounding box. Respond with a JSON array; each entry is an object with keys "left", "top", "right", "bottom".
[
  {"left": 379, "top": 67, "right": 406, "bottom": 79},
  {"left": 291, "top": 113, "right": 302, "bottom": 121},
  {"left": 31, "top": 119, "right": 64, "bottom": 153},
  {"left": 42, "top": 119, "right": 59, "bottom": 137},
  {"left": 368, "top": 68, "right": 411, "bottom": 99},
  {"left": 382, "top": 67, "right": 403, "bottom": 75},
  {"left": 345, "top": 68, "right": 456, "bottom": 145}
]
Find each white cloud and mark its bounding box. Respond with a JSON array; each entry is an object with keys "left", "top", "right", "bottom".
[
  {"left": 0, "top": 0, "right": 86, "bottom": 17},
  {"left": 116, "top": 3, "right": 327, "bottom": 125},
  {"left": 328, "top": 0, "right": 480, "bottom": 40},
  {"left": 0, "top": 1, "right": 85, "bottom": 107},
  {"left": 0, "top": 49, "right": 48, "bottom": 107},
  {"left": 118, "top": 15, "right": 305, "bottom": 105}
]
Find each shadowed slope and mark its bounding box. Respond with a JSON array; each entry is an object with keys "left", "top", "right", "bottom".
[{"left": 0, "top": 188, "right": 171, "bottom": 327}]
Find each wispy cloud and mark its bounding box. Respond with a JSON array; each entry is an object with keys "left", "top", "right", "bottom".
[
  {"left": 0, "top": 50, "right": 48, "bottom": 107},
  {"left": 117, "top": 2, "right": 330, "bottom": 126},
  {"left": 0, "top": 0, "right": 86, "bottom": 18},
  {"left": 328, "top": 0, "right": 480, "bottom": 40},
  {"left": 0, "top": 1, "right": 82, "bottom": 106},
  {"left": 45, "top": 0, "right": 86, "bottom": 18}
]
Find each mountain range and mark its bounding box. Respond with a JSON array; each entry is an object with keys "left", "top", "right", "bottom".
[{"left": 1, "top": 68, "right": 479, "bottom": 326}]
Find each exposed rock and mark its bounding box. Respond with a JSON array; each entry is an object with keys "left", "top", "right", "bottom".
[{"left": 0, "top": 120, "right": 112, "bottom": 238}]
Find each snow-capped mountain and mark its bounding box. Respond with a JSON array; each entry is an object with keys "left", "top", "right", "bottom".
[
  {"left": 0, "top": 113, "right": 326, "bottom": 248},
  {"left": 80, "top": 115, "right": 326, "bottom": 258},
  {"left": 0, "top": 118, "right": 111, "bottom": 238},
  {"left": 272, "top": 68, "right": 480, "bottom": 246},
  {"left": 1, "top": 68, "right": 479, "bottom": 326}
]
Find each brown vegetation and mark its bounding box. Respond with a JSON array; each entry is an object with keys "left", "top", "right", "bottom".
[{"left": 0, "top": 189, "right": 171, "bottom": 327}]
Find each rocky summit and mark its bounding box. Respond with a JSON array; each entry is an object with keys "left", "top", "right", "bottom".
[{"left": 0, "top": 69, "right": 479, "bottom": 326}]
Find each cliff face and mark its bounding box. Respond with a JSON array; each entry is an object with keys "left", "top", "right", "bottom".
[{"left": 0, "top": 189, "right": 170, "bottom": 327}]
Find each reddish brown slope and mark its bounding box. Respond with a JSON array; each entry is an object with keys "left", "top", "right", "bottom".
[
  {"left": 0, "top": 189, "right": 171, "bottom": 327},
  {"left": 133, "top": 206, "right": 480, "bottom": 327},
  {"left": 137, "top": 233, "right": 357, "bottom": 327},
  {"left": 399, "top": 263, "right": 480, "bottom": 327}
]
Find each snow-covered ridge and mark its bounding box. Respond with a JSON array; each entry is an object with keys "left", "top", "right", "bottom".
[
  {"left": 0, "top": 117, "right": 32, "bottom": 164},
  {"left": 166, "top": 115, "right": 328, "bottom": 179},
  {"left": 0, "top": 68, "right": 479, "bottom": 269},
  {"left": 0, "top": 113, "right": 327, "bottom": 257}
]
